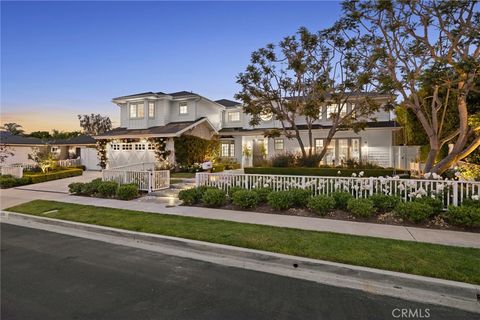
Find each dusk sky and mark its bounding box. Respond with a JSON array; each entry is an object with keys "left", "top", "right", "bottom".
[{"left": 1, "top": 1, "right": 342, "bottom": 133}]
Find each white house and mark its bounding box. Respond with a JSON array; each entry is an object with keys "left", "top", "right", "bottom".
[{"left": 96, "top": 90, "right": 409, "bottom": 169}]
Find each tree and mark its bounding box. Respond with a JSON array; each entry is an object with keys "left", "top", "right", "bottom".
[
  {"left": 3, "top": 123, "right": 24, "bottom": 135},
  {"left": 28, "top": 131, "right": 51, "bottom": 140},
  {"left": 0, "top": 144, "right": 14, "bottom": 163},
  {"left": 235, "top": 26, "right": 387, "bottom": 161},
  {"left": 342, "top": 0, "right": 480, "bottom": 173},
  {"left": 51, "top": 129, "right": 81, "bottom": 140},
  {"left": 78, "top": 114, "right": 112, "bottom": 135},
  {"left": 28, "top": 148, "right": 57, "bottom": 173}
]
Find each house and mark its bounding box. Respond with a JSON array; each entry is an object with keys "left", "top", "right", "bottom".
[
  {"left": 96, "top": 90, "right": 410, "bottom": 169},
  {"left": 0, "top": 131, "right": 46, "bottom": 166}
]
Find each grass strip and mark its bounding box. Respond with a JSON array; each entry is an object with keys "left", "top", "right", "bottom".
[{"left": 6, "top": 199, "right": 480, "bottom": 284}]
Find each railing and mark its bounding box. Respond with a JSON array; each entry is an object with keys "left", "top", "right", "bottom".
[
  {"left": 0, "top": 165, "right": 23, "bottom": 178},
  {"left": 108, "top": 162, "right": 155, "bottom": 171},
  {"left": 57, "top": 158, "right": 81, "bottom": 167},
  {"left": 196, "top": 172, "right": 480, "bottom": 208},
  {"left": 102, "top": 169, "right": 170, "bottom": 192}
]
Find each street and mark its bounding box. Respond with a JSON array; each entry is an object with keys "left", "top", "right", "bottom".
[{"left": 1, "top": 223, "right": 478, "bottom": 320}]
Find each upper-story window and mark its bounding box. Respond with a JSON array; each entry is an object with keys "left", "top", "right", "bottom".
[
  {"left": 130, "top": 102, "right": 144, "bottom": 119},
  {"left": 148, "top": 102, "right": 155, "bottom": 118},
  {"left": 179, "top": 102, "right": 188, "bottom": 115},
  {"left": 274, "top": 139, "right": 284, "bottom": 150},
  {"left": 325, "top": 104, "right": 347, "bottom": 119},
  {"left": 228, "top": 111, "right": 240, "bottom": 122}
]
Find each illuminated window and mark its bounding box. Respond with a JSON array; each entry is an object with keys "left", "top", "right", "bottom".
[
  {"left": 228, "top": 112, "right": 240, "bottom": 122},
  {"left": 274, "top": 139, "right": 284, "bottom": 150},
  {"left": 221, "top": 141, "right": 235, "bottom": 157},
  {"left": 179, "top": 102, "right": 188, "bottom": 114},
  {"left": 148, "top": 102, "right": 155, "bottom": 118},
  {"left": 326, "top": 104, "right": 338, "bottom": 119},
  {"left": 314, "top": 139, "right": 323, "bottom": 152},
  {"left": 130, "top": 102, "right": 144, "bottom": 118}
]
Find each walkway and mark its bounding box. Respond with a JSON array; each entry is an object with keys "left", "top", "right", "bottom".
[{"left": 1, "top": 176, "right": 479, "bottom": 248}]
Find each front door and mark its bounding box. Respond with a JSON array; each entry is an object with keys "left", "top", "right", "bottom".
[{"left": 252, "top": 139, "right": 266, "bottom": 167}]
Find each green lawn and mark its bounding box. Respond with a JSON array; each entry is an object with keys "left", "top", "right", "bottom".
[
  {"left": 7, "top": 200, "right": 480, "bottom": 284},
  {"left": 169, "top": 178, "right": 183, "bottom": 185},
  {"left": 170, "top": 172, "right": 196, "bottom": 179}
]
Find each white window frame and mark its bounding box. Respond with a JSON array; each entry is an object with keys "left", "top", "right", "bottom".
[
  {"left": 326, "top": 104, "right": 338, "bottom": 119},
  {"left": 130, "top": 102, "right": 145, "bottom": 119},
  {"left": 179, "top": 102, "right": 188, "bottom": 115},
  {"left": 111, "top": 144, "right": 120, "bottom": 151},
  {"left": 148, "top": 102, "right": 155, "bottom": 118},
  {"left": 134, "top": 144, "right": 145, "bottom": 151},
  {"left": 221, "top": 141, "right": 235, "bottom": 157},
  {"left": 51, "top": 146, "right": 59, "bottom": 153},
  {"left": 122, "top": 144, "right": 133, "bottom": 151},
  {"left": 274, "top": 139, "right": 284, "bottom": 150},
  {"left": 228, "top": 111, "right": 240, "bottom": 122},
  {"left": 314, "top": 139, "right": 323, "bottom": 152}
]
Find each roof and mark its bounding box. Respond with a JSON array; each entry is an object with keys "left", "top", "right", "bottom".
[
  {"left": 169, "top": 91, "right": 198, "bottom": 97},
  {"left": 0, "top": 131, "right": 45, "bottom": 145},
  {"left": 219, "top": 121, "right": 400, "bottom": 134},
  {"left": 215, "top": 99, "right": 241, "bottom": 108},
  {"left": 95, "top": 118, "right": 216, "bottom": 139},
  {"left": 50, "top": 135, "right": 96, "bottom": 145}
]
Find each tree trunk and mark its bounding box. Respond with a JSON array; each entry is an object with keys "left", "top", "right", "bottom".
[
  {"left": 431, "top": 136, "right": 480, "bottom": 174},
  {"left": 294, "top": 130, "right": 307, "bottom": 158},
  {"left": 308, "top": 126, "right": 313, "bottom": 157}
]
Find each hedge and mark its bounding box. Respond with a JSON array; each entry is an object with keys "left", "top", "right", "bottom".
[
  {"left": 24, "top": 168, "right": 83, "bottom": 184},
  {"left": 244, "top": 167, "right": 409, "bottom": 177}
]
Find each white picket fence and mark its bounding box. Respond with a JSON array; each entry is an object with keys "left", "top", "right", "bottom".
[
  {"left": 107, "top": 162, "right": 155, "bottom": 171},
  {"left": 57, "top": 158, "right": 81, "bottom": 167},
  {"left": 102, "top": 169, "right": 170, "bottom": 192},
  {"left": 195, "top": 172, "right": 480, "bottom": 208},
  {"left": 1, "top": 165, "right": 23, "bottom": 178}
]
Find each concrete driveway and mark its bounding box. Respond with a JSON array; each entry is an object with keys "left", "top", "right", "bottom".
[{"left": 14, "top": 170, "right": 102, "bottom": 194}]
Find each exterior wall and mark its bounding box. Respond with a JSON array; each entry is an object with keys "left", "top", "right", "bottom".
[
  {"left": 222, "top": 106, "right": 245, "bottom": 129},
  {"left": 80, "top": 147, "right": 102, "bottom": 170},
  {"left": 183, "top": 121, "right": 215, "bottom": 140},
  {"left": 168, "top": 99, "right": 197, "bottom": 123},
  {"left": 196, "top": 99, "right": 223, "bottom": 130},
  {"left": 105, "top": 139, "right": 175, "bottom": 169},
  {"left": 2, "top": 145, "right": 46, "bottom": 166}
]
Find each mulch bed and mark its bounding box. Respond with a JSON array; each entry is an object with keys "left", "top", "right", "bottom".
[{"left": 188, "top": 203, "right": 480, "bottom": 233}]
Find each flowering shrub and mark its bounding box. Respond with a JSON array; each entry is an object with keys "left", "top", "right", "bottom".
[
  {"left": 369, "top": 194, "right": 401, "bottom": 212},
  {"left": 394, "top": 202, "right": 432, "bottom": 223},
  {"left": 413, "top": 197, "right": 443, "bottom": 215}
]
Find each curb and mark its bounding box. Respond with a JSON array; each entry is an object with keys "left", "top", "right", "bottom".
[{"left": 1, "top": 210, "right": 479, "bottom": 313}]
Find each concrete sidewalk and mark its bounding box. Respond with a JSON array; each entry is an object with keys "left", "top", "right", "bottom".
[{"left": 1, "top": 186, "right": 479, "bottom": 248}]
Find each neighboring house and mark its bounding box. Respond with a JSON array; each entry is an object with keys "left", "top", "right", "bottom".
[
  {"left": 0, "top": 131, "right": 46, "bottom": 166},
  {"left": 0, "top": 131, "right": 100, "bottom": 170},
  {"left": 97, "top": 90, "right": 408, "bottom": 169}
]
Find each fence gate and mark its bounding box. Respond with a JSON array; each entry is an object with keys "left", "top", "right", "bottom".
[{"left": 102, "top": 169, "right": 170, "bottom": 192}]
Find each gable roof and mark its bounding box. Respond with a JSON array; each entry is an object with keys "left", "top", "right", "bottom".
[
  {"left": 215, "top": 99, "right": 241, "bottom": 108},
  {"left": 169, "top": 91, "right": 198, "bottom": 97},
  {"left": 50, "top": 135, "right": 96, "bottom": 145}
]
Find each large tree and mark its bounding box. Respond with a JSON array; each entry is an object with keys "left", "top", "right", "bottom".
[
  {"left": 51, "top": 129, "right": 81, "bottom": 140},
  {"left": 342, "top": 0, "right": 480, "bottom": 173},
  {"left": 235, "top": 26, "right": 386, "bottom": 160},
  {"left": 78, "top": 114, "right": 112, "bottom": 135},
  {"left": 28, "top": 131, "right": 51, "bottom": 140},
  {"left": 3, "top": 123, "right": 24, "bottom": 135}
]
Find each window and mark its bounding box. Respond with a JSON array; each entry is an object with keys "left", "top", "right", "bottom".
[
  {"left": 134, "top": 144, "right": 145, "bottom": 150},
  {"left": 179, "top": 102, "right": 188, "bottom": 115},
  {"left": 326, "top": 104, "right": 338, "bottom": 119},
  {"left": 111, "top": 144, "right": 120, "bottom": 151},
  {"left": 147, "top": 143, "right": 154, "bottom": 150},
  {"left": 274, "top": 139, "right": 284, "bottom": 150},
  {"left": 130, "top": 102, "right": 144, "bottom": 118},
  {"left": 315, "top": 139, "right": 323, "bottom": 152},
  {"left": 228, "top": 111, "right": 240, "bottom": 122},
  {"left": 351, "top": 138, "right": 360, "bottom": 161},
  {"left": 221, "top": 141, "right": 235, "bottom": 157},
  {"left": 148, "top": 102, "right": 155, "bottom": 118},
  {"left": 122, "top": 144, "right": 132, "bottom": 150},
  {"left": 51, "top": 146, "right": 59, "bottom": 153},
  {"left": 338, "top": 139, "right": 349, "bottom": 163}
]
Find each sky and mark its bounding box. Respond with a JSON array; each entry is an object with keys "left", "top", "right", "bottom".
[{"left": 1, "top": 1, "right": 343, "bottom": 132}]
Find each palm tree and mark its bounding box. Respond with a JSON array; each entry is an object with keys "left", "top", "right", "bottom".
[{"left": 3, "top": 123, "right": 24, "bottom": 135}]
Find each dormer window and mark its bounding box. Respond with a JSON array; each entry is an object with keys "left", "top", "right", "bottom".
[
  {"left": 179, "top": 102, "right": 188, "bottom": 115},
  {"left": 228, "top": 111, "right": 240, "bottom": 122},
  {"left": 148, "top": 102, "right": 155, "bottom": 118},
  {"left": 130, "top": 102, "right": 144, "bottom": 119}
]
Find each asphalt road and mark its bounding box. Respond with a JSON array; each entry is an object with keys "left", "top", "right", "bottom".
[{"left": 1, "top": 223, "right": 478, "bottom": 320}]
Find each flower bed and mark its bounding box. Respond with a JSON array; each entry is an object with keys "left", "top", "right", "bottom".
[
  {"left": 68, "top": 178, "right": 140, "bottom": 200},
  {"left": 245, "top": 167, "right": 410, "bottom": 177},
  {"left": 179, "top": 186, "right": 480, "bottom": 232}
]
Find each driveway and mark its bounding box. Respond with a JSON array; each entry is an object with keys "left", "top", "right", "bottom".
[{"left": 14, "top": 170, "right": 102, "bottom": 194}]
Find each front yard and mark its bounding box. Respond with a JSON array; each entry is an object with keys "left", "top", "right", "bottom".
[
  {"left": 0, "top": 167, "right": 83, "bottom": 189},
  {"left": 6, "top": 200, "right": 480, "bottom": 285}
]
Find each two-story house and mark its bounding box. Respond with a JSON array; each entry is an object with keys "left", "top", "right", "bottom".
[{"left": 95, "top": 90, "right": 400, "bottom": 169}]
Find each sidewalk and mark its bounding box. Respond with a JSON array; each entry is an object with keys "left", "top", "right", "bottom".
[{"left": 1, "top": 186, "right": 479, "bottom": 248}]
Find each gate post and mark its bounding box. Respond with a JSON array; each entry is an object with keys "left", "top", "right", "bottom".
[
  {"left": 452, "top": 181, "right": 458, "bottom": 206},
  {"left": 148, "top": 171, "right": 153, "bottom": 193}
]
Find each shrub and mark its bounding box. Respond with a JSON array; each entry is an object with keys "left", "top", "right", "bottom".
[
  {"left": 178, "top": 188, "right": 203, "bottom": 205},
  {"left": 297, "top": 154, "right": 323, "bottom": 167},
  {"left": 446, "top": 206, "right": 480, "bottom": 228},
  {"left": 116, "top": 184, "right": 139, "bottom": 200},
  {"left": 461, "top": 198, "right": 480, "bottom": 207},
  {"left": 202, "top": 188, "right": 226, "bottom": 207},
  {"left": 212, "top": 164, "right": 225, "bottom": 173},
  {"left": 17, "top": 176, "right": 32, "bottom": 185},
  {"left": 228, "top": 186, "right": 245, "bottom": 197},
  {"left": 331, "top": 192, "right": 353, "bottom": 209},
  {"left": 68, "top": 182, "right": 85, "bottom": 195},
  {"left": 347, "top": 198, "right": 375, "bottom": 218},
  {"left": 267, "top": 191, "right": 294, "bottom": 210},
  {"left": 253, "top": 187, "right": 273, "bottom": 203},
  {"left": 370, "top": 194, "right": 401, "bottom": 212},
  {"left": 232, "top": 190, "right": 259, "bottom": 209},
  {"left": 307, "top": 195, "right": 335, "bottom": 216},
  {"left": 25, "top": 168, "right": 83, "bottom": 184},
  {"left": 394, "top": 202, "right": 432, "bottom": 223},
  {"left": 414, "top": 197, "right": 443, "bottom": 215},
  {"left": 80, "top": 178, "right": 103, "bottom": 196},
  {"left": 289, "top": 188, "right": 311, "bottom": 207},
  {"left": 97, "top": 181, "right": 119, "bottom": 198},
  {"left": 244, "top": 167, "right": 410, "bottom": 177},
  {"left": 271, "top": 153, "right": 296, "bottom": 167},
  {"left": 0, "top": 176, "right": 19, "bottom": 189}
]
